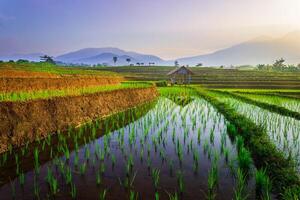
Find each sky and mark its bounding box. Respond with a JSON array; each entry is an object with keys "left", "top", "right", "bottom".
[{"left": 0, "top": 0, "right": 300, "bottom": 59}]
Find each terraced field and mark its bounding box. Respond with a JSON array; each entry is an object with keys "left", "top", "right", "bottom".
[{"left": 97, "top": 66, "right": 300, "bottom": 89}]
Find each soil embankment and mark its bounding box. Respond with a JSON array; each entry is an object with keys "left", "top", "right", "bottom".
[
  {"left": 0, "top": 87, "right": 158, "bottom": 153},
  {"left": 0, "top": 76, "right": 125, "bottom": 93}
]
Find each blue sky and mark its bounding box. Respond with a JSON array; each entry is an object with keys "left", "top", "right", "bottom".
[{"left": 0, "top": 0, "right": 299, "bottom": 59}]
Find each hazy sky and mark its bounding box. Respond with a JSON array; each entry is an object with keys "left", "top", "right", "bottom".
[{"left": 0, "top": 0, "right": 300, "bottom": 59}]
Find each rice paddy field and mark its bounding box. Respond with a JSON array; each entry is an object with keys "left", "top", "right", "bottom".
[
  {"left": 1, "top": 64, "right": 300, "bottom": 199},
  {"left": 96, "top": 66, "right": 300, "bottom": 89},
  {"left": 4, "top": 86, "right": 300, "bottom": 199}
]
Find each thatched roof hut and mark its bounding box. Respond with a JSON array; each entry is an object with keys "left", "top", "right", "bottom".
[{"left": 167, "top": 66, "right": 194, "bottom": 84}]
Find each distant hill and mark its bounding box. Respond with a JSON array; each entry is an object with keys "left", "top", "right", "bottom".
[
  {"left": 177, "top": 31, "right": 300, "bottom": 66},
  {"left": 56, "top": 47, "right": 164, "bottom": 65}
]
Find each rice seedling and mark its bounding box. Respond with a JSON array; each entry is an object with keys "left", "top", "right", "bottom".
[
  {"left": 129, "top": 190, "right": 138, "bottom": 200},
  {"left": 33, "top": 176, "right": 40, "bottom": 199},
  {"left": 176, "top": 171, "right": 184, "bottom": 194},
  {"left": 151, "top": 168, "right": 160, "bottom": 189},
  {"left": 46, "top": 167, "right": 59, "bottom": 196},
  {"left": 167, "top": 192, "right": 179, "bottom": 200},
  {"left": 80, "top": 162, "right": 87, "bottom": 175},
  {"left": 96, "top": 170, "right": 102, "bottom": 185},
  {"left": 99, "top": 189, "right": 107, "bottom": 200},
  {"left": 237, "top": 147, "right": 252, "bottom": 173},
  {"left": 233, "top": 168, "right": 248, "bottom": 200},
  {"left": 19, "top": 172, "right": 25, "bottom": 188},
  {"left": 34, "top": 147, "right": 40, "bottom": 173},
  {"left": 255, "top": 169, "right": 272, "bottom": 199},
  {"left": 70, "top": 183, "right": 77, "bottom": 199}
]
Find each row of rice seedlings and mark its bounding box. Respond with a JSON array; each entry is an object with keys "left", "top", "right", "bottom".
[
  {"left": 234, "top": 92, "right": 300, "bottom": 113},
  {"left": 208, "top": 91, "right": 300, "bottom": 171}
]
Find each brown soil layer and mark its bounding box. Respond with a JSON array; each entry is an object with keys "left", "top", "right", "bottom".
[
  {"left": 0, "top": 76, "right": 125, "bottom": 93},
  {"left": 0, "top": 69, "right": 60, "bottom": 78},
  {"left": 0, "top": 87, "right": 158, "bottom": 153}
]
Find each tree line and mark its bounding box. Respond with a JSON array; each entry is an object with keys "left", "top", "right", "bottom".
[{"left": 257, "top": 58, "right": 300, "bottom": 72}]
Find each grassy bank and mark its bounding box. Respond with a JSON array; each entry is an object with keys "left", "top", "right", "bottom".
[{"left": 195, "top": 88, "right": 300, "bottom": 199}]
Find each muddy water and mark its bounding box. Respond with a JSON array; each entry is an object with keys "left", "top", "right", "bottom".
[{"left": 0, "top": 97, "right": 255, "bottom": 199}]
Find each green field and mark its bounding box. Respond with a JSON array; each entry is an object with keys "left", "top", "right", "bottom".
[
  {"left": 97, "top": 66, "right": 300, "bottom": 89},
  {"left": 1, "top": 63, "right": 300, "bottom": 199},
  {"left": 0, "top": 82, "right": 152, "bottom": 102}
]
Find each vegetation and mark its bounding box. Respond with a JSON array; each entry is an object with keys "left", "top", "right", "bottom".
[
  {"left": 257, "top": 58, "right": 300, "bottom": 72},
  {"left": 0, "top": 82, "right": 152, "bottom": 102},
  {"left": 213, "top": 90, "right": 300, "bottom": 120},
  {"left": 1, "top": 58, "right": 300, "bottom": 200},
  {"left": 0, "top": 87, "right": 265, "bottom": 199},
  {"left": 195, "top": 88, "right": 300, "bottom": 198},
  {"left": 0, "top": 62, "right": 118, "bottom": 76},
  {"left": 96, "top": 66, "right": 300, "bottom": 89}
]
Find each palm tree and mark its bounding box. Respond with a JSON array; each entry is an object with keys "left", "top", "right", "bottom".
[{"left": 113, "top": 56, "right": 118, "bottom": 66}]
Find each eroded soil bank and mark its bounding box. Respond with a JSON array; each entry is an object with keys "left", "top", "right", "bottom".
[{"left": 0, "top": 87, "right": 158, "bottom": 153}]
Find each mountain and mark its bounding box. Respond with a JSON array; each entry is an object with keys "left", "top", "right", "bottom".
[
  {"left": 78, "top": 53, "right": 137, "bottom": 65},
  {"left": 177, "top": 31, "right": 300, "bottom": 66},
  {"left": 0, "top": 53, "right": 44, "bottom": 62},
  {"left": 56, "top": 47, "right": 164, "bottom": 65},
  {"left": 2, "top": 31, "right": 300, "bottom": 66}
]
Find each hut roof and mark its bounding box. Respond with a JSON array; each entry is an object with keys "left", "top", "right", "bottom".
[{"left": 167, "top": 66, "right": 194, "bottom": 75}]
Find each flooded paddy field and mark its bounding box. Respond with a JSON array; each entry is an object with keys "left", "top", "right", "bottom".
[{"left": 0, "top": 91, "right": 262, "bottom": 199}]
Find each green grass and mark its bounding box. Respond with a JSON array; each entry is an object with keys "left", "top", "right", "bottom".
[{"left": 0, "top": 82, "right": 152, "bottom": 102}]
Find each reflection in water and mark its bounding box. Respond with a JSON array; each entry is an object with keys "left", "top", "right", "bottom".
[{"left": 0, "top": 97, "right": 255, "bottom": 200}]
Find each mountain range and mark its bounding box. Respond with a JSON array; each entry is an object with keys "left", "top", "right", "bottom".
[
  {"left": 1, "top": 31, "right": 300, "bottom": 66},
  {"left": 55, "top": 47, "right": 164, "bottom": 65}
]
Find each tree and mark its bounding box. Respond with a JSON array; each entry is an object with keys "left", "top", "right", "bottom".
[
  {"left": 257, "top": 64, "right": 265, "bottom": 70},
  {"left": 196, "top": 63, "right": 203, "bottom": 67},
  {"left": 113, "top": 56, "right": 118, "bottom": 66},
  {"left": 17, "top": 59, "right": 29, "bottom": 63},
  {"left": 273, "top": 58, "right": 285, "bottom": 70},
  {"left": 40, "top": 55, "right": 55, "bottom": 64},
  {"left": 126, "top": 58, "right": 131, "bottom": 65},
  {"left": 174, "top": 60, "right": 179, "bottom": 67}
]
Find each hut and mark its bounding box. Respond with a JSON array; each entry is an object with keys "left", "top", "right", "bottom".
[{"left": 167, "top": 66, "right": 194, "bottom": 84}]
